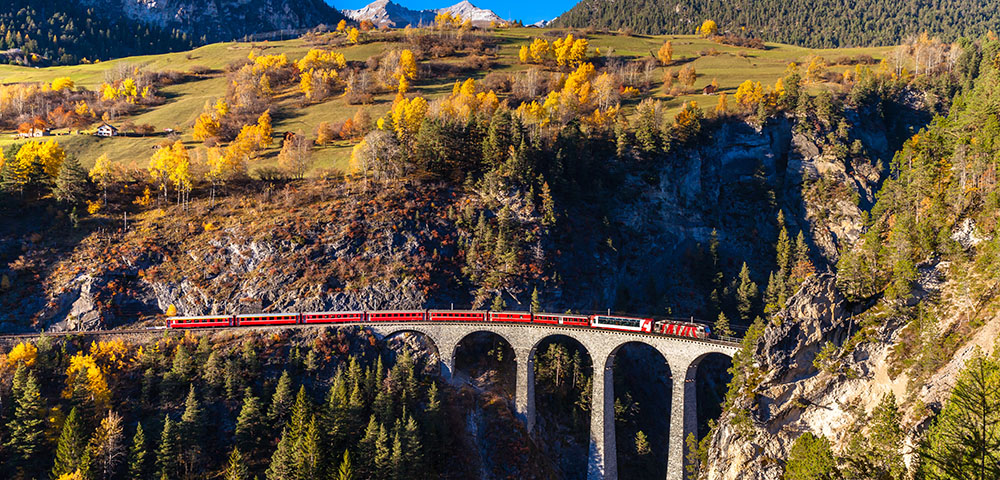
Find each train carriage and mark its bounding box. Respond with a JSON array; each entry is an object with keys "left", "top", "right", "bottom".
[
  {"left": 168, "top": 315, "right": 233, "bottom": 328},
  {"left": 301, "top": 311, "right": 364, "bottom": 324},
  {"left": 590, "top": 315, "right": 653, "bottom": 333},
  {"left": 655, "top": 321, "right": 709, "bottom": 339},
  {"left": 488, "top": 311, "right": 532, "bottom": 323},
  {"left": 236, "top": 313, "right": 299, "bottom": 326},
  {"left": 429, "top": 310, "right": 486, "bottom": 322},
  {"left": 559, "top": 314, "right": 591, "bottom": 327},
  {"left": 368, "top": 311, "right": 426, "bottom": 322}
]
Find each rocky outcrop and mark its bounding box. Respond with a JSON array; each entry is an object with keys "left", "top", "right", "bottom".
[
  {"left": 78, "top": 0, "right": 346, "bottom": 42},
  {"left": 706, "top": 263, "right": 1000, "bottom": 480}
]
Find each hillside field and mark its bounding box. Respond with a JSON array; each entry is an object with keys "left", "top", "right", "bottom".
[{"left": 0, "top": 29, "right": 892, "bottom": 174}]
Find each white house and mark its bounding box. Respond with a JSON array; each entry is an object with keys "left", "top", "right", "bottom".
[{"left": 95, "top": 123, "right": 118, "bottom": 137}]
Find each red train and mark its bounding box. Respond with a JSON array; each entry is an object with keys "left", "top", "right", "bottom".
[{"left": 167, "top": 310, "right": 711, "bottom": 339}]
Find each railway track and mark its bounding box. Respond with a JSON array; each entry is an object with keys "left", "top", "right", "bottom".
[{"left": 0, "top": 321, "right": 741, "bottom": 347}]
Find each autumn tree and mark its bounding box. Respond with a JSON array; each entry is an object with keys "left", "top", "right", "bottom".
[
  {"left": 277, "top": 131, "right": 314, "bottom": 179},
  {"left": 86, "top": 410, "right": 126, "bottom": 480},
  {"left": 657, "top": 41, "right": 673, "bottom": 65},
  {"left": 699, "top": 19, "right": 718, "bottom": 37}
]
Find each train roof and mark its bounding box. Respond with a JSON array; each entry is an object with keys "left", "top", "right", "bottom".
[
  {"left": 367, "top": 310, "right": 427, "bottom": 314},
  {"left": 235, "top": 312, "right": 298, "bottom": 317},
  {"left": 301, "top": 311, "right": 364, "bottom": 315},
  {"left": 428, "top": 309, "right": 487, "bottom": 314},
  {"left": 169, "top": 315, "right": 233, "bottom": 320}
]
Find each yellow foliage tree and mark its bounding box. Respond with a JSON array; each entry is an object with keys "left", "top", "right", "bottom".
[
  {"left": 52, "top": 77, "right": 75, "bottom": 92},
  {"left": 337, "top": 19, "right": 347, "bottom": 32},
  {"left": 657, "top": 41, "right": 673, "bottom": 66},
  {"left": 296, "top": 49, "right": 347, "bottom": 71},
  {"left": 399, "top": 50, "right": 418, "bottom": 80},
  {"left": 734, "top": 80, "right": 765, "bottom": 109},
  {"left": 16, "top": 139, "right": 66, "bottom": 179},
  {"left": 518, "top": 45, "right": 529, "bottom": 64},
  {"left": 214, "top": 99, "right": 230, "bottom": 117},
  {"left": 64, "top": 353, "right": 111, "bottom": 410},
  {"left": 8, "top": 342, "right": 38, "bottom": 367},
  {"left": 390, "top": 96, "right": 428, "bottom": 142},
  {"left": 347, "top": 27, "right": 360, "bottom": 44},
  {"left": 529, "top": 38, "right": 552, "bottom": 64},
  {"left": 699, "top": 20, "right": 718, "bottom": 37},
  {"left": 257, "top": 110, "right": 274, "bottom": 147},
  {"left": 193, "top": 113, "right": 220, "bottom": 142}
]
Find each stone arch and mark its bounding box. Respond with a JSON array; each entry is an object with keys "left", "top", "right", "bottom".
[
  {"left": 451, "top": 330, "right": 517, "bottom": 395},
  {"left": 379, "top": 328, "right": 444, "bottom": 377},
  {"left": 689, "top": 351, "right": 734, "bottom": 441},
  {"left": 530, "top": 333, "right": 598, "bottom": 479},
  {"left": 662, "top": 346, "right": 735, "bottom": 480},
  {"left": 606, "top": 340, "right": 673, "bottom": 480}
]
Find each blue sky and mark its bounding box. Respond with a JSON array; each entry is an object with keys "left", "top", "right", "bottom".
[{"left": 328, "top": 0, "right": 575, "bottom": 24}]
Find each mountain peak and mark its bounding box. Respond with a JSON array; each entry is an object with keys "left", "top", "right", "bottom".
[{"left": 344, "top": 0, "right": 501, "bottom": 27}]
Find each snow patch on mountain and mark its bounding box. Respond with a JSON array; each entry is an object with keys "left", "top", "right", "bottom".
[{"left": 344, "top": 0, "right": 502, "bottom": 28}]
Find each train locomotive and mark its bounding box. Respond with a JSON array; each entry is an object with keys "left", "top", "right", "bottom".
[{"left": 167, "top": 310, "right": 711, "bottom": 339}]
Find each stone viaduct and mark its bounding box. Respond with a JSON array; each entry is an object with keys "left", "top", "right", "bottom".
[{"left": 365, "top": 322, "right": 738, "bottom": 480}]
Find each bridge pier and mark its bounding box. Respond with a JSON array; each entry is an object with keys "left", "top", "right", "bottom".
[
  {"left": 666, "top": 357, "right": 698, "bottom": 480},
  {"left": 514, "top": 347, "right": 536, "bottom": 432},
  {"left": 587, "top": 349, "right": 617, "bottom": 480}
]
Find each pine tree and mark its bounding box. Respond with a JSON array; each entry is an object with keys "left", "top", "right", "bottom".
[
  {"left": 53, "top": 155, "right": 89, "bottom": 203},
  {"left": 128, "top": 422, "right": 149, "bottom": 480},
  {"left": 540, "top": 181, "right": 556, "bottom": 227},
  {"left": 390, "top": 427, "right": 404, "bottom": 480},
  {"left": 266, "top": 428, "right": 296, "bottom": 480},
  {"left": 288, "top": 385, "right": 311, "bottom": 441},
  {"left": 337, "top": 450, "right": 353, "bottom": 480},
  {"left": 180, "top": 384, "right": 204, "bottom": 442},
  {"left": 531, "top": 287, "right": 541, "bottom": 313},
  {"left": 235, "top": 387, "right": 265, "bottom": 455},
  {"left": 180, "top": 385, "right": 205, "bottom": 475},
  {"left": 785, "top": 432, "right": 837, "bottom": 480},
  {"left": 714, "top": 312, "right": 734, "bottom": 338},
  {"left": 294, "top": 416, "right": 322, "bottom": 480},
  {"left": 156, "top": 416, "right": 180, "bottom": 480},
  {"left": 402, "top": 415, "right": 424, "bottom": 473},
  {"left": 357, "top": 416, "right": 379, "bottom": 478},
  {"left": 53, "top": 406, "right": 86, "bottom": 477},
  {"left": 224, "top": 447, "right": 250, "bottom": 480},
  {"left": 921, "top": 351, "right": 1000, "bottom": 479},
  {"left": 4, "top": 365, "right": 44, "bottom": 474},
  {"left": 324, "top": 370, "right": 349, "bottom": 451},
  {"left": 374, "top": 424, "right": 391, "bottom": 478},
  {"left": 775, "top": 211, "right": 792, "bottom": 278},
  {"left": 635, "top": 430, "right": 651, "bottom": 455},
  {"left": 268, "top": 371, "right": 295, "bottom": 426},
  {"left": 736, "top": 262, "right": 758, "bottom": 321}
]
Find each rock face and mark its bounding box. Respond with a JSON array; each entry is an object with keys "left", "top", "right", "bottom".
[
  {"left": 77, "top": 0, "right": 347, "bottom": 42},
  {"left": 344, "top": 0, "right": 501, "bottom": 27},
  {"left": 705, "top": 262, "right": 1000, "bottom": 480}
]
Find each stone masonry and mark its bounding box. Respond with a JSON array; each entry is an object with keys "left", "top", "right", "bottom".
[{"left": 365, "top": 323, "right": 738, "bottom": 480}]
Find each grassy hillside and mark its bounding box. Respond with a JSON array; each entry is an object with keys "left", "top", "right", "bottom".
[{"left": 0, "top": 28, "right": 892, "bottom": 173}]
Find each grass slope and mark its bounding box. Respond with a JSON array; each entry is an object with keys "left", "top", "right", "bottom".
[{"left": 0, "top": 29, "right": 892, "bottom": 174}]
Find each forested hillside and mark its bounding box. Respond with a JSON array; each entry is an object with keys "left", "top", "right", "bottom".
[
  {"left": 0, "top": 329, "right": 552, "bottom": 479},
  {"left": 0, "top": 1, "right": 196, "bottom": 65},
  {"left": 554, "top": 0, "right": 1000, "bottom": 47}
]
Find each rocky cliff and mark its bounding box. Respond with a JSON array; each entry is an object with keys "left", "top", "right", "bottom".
[
  {"left": 705, "top": 260, "right": 1000, "bottom": 479},
  {"left": 77, "top": 0, "right": 347, "bottom": 42}
]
